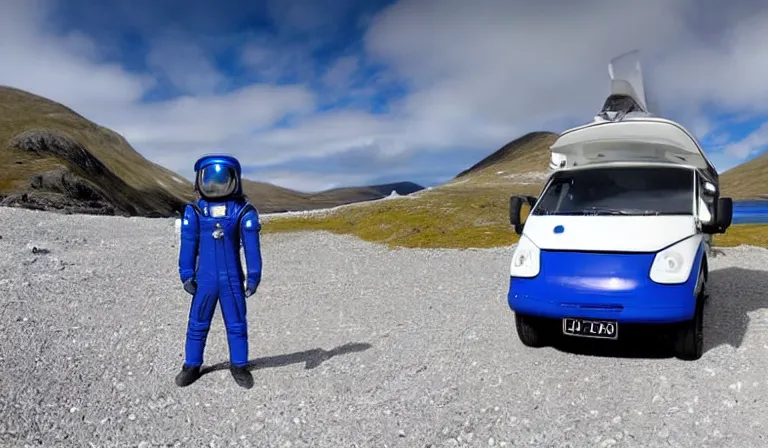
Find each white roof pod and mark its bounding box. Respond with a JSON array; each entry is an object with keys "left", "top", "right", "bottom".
[{"left": 548, "top": 50, "right": 719, "bottom": 183}]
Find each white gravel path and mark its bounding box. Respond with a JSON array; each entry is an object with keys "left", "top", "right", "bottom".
[{"left": 2, "top": 206, "right": 768, "bottom": 447}]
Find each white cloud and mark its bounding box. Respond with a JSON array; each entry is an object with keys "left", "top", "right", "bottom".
[
  {"left": 2, "top": 0, "right": 768, "bottom": 191},
  {"left": 240, "top": 36, "right": 316, "bottom": 82},
  {"left": 145, "top": 35, "right": 226, "bottom": 95},
  {"left": 724, "top": 123, "right": 768, "bottom": 159},
  {"left": 323, "top": 56, "right": 359, "bottom": 88},
  {"left": 264, "top": 0, "right": 361, "bottom": 38},
  {"left": 0, "top": 1, "right": 152, "bottom": 112},
  {"left": 112, "top": 85, "right": 316, "bottom": 144},
  {"left": 360, "top": 0, "right": 768, "bottom": 173},
  {"left": 0, "top": 0, "right": 317, "bottom": 179},
  {"left": 265, "top": 0, "right": 337, "bottom": 34}
]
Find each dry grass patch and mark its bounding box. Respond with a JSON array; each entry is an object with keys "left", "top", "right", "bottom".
[
  {"left": 264, "top": 184, "right": 539, "bottom": 249},
  {"left": 713, "top": 225, "right": 768, "bottom": 248},
  {"left": 265, "top": 183, "right": 768, "bottom": 250}
]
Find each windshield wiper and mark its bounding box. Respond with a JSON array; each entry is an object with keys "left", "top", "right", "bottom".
[
  {"left": 601, "top": 209, "right": 685, "bottom": 216},
  {"left": 577, "top": 207, "right": 631, "bottom": 216},
  {"left": 541, "top": 208, "right": 686, "bottom": 216}
]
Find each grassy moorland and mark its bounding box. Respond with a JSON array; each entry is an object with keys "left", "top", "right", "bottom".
[
  {"left": 262, "top": 132, "right": 552, "bottom": 248},
  {"left": 263, "top": 131, "right": 768, "bottom": 249}
]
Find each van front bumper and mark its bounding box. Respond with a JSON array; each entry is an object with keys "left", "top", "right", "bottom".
[
  {"left": 507, "top": 249, "right": 703, "bottom": 324},
  {"left": 508, "top": 282, "right": 695, "bottom": 323}
]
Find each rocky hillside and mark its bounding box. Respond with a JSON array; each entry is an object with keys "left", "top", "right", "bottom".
[
  {"left": 0, "top": 86, "right": 423, "bottom": 217},
  {"left": 0, "top": 86, "right": 194, "bottom": 217}
]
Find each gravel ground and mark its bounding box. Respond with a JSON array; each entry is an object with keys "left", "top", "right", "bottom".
[{"left": 2, "top": 206, "right": 768, "bottom": 447}]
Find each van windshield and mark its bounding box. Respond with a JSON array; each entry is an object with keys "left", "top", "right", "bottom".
[{"left": 532, "top": 166, "right": 694, "bottom": 216}]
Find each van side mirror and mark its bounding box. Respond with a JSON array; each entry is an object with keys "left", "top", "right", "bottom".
[
  {"left": 715, "top": 197, "right": 733, "bottom": 233},
  {"left": 702, "top": 196, "right": 733, "bottom": 234},
  {"left": 509, "top": 195, "right": 537, "bottom": 235}
]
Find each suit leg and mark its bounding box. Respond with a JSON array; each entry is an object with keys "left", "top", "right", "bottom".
[
  {"left": 184, "top": 283, "right": 219, "bottom": 367},
  {"left": 219, "top": 281, "right": 249, "bottom": 367}
]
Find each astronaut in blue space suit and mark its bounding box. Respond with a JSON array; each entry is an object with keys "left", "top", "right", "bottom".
[{"left": 175, "top": 154, "right": 262, "bottom": 389}]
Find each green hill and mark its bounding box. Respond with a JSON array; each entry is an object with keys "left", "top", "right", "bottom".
[
  {"left": 263, "top": 131, "right": 559, "bottom": 248},
  {"left": 0, "top": 86, "right": 193, "bottom": 216},
  {"left": 720, "top": 151, "right": 768, "bottom": 200},
  {"left": 0, "top": 86, "right": 423, "bottom": 217}
]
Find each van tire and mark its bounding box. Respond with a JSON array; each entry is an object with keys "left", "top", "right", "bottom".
[
  {"left": 515, "top": 313, "right": 547, "bottom": 347},
  {"left": 673, "top": 271, "right": 706, "bottom": 361}
]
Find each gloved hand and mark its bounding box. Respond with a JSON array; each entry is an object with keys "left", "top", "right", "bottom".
[
  {"left": 183, "top": 278, "right": 197, "bottom": 296},
  {"left": 244, "top": 274, "right": 260, "bottom": 298}
]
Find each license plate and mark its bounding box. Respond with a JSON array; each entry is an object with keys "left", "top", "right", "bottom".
[{"left": 562, "top": 317, "right": 618, "bottom": 339}]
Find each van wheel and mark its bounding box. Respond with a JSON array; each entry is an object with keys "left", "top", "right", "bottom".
[
  {"left": 673, "top": 272, "right": 706, "bottom": 360},
  {"left": 515, "top": 313, "right": 547, "bottom": 347}
]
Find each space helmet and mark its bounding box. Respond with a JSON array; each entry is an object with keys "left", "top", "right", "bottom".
[{"left": 193, "top": 154, "right": 243, "bottom": 200}]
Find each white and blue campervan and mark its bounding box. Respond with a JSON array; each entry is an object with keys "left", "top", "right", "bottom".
[{"left": 506, "top": 52, "right": 733, "bottom": 360}]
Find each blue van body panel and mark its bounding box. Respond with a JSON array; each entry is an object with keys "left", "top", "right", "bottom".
[{"left": 507, "top": 242, "right": 705, "bottom": 324}]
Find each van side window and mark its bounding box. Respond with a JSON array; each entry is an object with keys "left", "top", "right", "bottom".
[{"left": 697, "top": 177, "right": 717, "bottom": 223}]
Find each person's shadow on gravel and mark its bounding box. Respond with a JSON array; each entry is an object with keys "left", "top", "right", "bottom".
[
  {"left": 198, "top": 342, "right": 372, "bottom": 375},
  {"left": 548, "top": 266, "right": 768, "bottom": 359}
]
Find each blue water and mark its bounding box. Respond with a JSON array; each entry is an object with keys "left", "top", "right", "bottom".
[{"left": 732, "top": 200, "right": 768, "bottom": 224}]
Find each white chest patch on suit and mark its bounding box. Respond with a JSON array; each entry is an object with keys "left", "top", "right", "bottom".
[
  {"left": 245, "top": 219, "right": 253, "bottom": 229},
  {"left": 210, "top": 205, "right": 227, "bottom": 218}
]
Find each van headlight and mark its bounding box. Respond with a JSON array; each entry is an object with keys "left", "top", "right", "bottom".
[
  {"left": 649, "top": 236, "right": 701, "bottom": 284},
  {"left": 510, "top": 235, "right": 540, "bottom": 278}
]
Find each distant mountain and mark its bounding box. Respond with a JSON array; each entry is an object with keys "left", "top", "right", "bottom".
[
  {"left": 0, "top": 86, "right": 423, "bottom": 217},
  {"left": 242, "top": 180, "right": 424, "bottom": 214}
]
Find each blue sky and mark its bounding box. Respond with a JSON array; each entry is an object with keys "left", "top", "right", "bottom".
[{"left": 2, "top": 0, "right": 768, "bottom": 192}]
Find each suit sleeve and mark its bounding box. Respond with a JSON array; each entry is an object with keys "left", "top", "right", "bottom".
[
  {"left": 178, "top": 204, "right": 200, "bottom": 283},
  {"left": 240, "top": 207, "right": 263, "bottom": 286}
]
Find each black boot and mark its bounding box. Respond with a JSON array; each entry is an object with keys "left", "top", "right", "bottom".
[
  {"left": 230, "top": 365, "right": 253, "bottom": 389},
  {"left": 175, "top": 364, "right": 201, "bottom": 387}
]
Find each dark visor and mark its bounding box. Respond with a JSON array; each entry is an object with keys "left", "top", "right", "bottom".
[{"left": 198, "top": 164, "right": 237, "bottom": 198}]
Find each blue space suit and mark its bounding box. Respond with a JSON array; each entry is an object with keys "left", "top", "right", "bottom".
[{"left": 174, "top": 154, "right": 262, "bottom": 389}]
